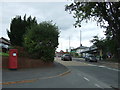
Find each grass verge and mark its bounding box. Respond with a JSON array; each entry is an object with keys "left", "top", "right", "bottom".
[{"left": 0, "top": 52, "right": 9, "bottom": 56}]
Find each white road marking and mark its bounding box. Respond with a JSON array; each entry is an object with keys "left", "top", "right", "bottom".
[
  {"left": 83, "top": 77, "right": 90, "bottom": 81},
  {"left": 98, "top": 66, "right": 106, "bottom": 68},
  {"left": 105, "top": 67, "right": 120, "bottom": 72},
  {"left": 98, "top": 65, "right": 119, "bottom": 71},
  {"left": 95, "top": 84, "right": 102, "bottom": 88},
  {"left": 82, "top": 61, "right": 119, "bottom": 71},
  {"left": 96, "top": 65, "right": 119, "bottom": 71},
  {"left": 87, "top": 64, "right": 97, "bottom": 66}
]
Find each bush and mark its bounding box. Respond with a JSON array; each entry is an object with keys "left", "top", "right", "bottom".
[{"left": 24, "top": 21, "right": 59, "bottom": 62}]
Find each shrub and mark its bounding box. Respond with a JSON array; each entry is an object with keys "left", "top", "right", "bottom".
[{"left": 24, "top": 21, "right": 59, "bottom": 62}]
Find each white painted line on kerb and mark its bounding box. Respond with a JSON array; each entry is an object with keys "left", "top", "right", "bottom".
[
  {"left": 95, "top": 84, "right": 102, "bottom": 88},
  {"left": 83, "top": 77, "right": 90, "bottom": 81}
]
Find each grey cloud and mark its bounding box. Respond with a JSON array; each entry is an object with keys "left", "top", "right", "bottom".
[{"left": 1, "top": 2, "right": 105, "bottom": 51}]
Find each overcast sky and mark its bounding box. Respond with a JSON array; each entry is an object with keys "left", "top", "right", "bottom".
[{"left": 0, "top": 1, "right": 106, "bottom": 52}]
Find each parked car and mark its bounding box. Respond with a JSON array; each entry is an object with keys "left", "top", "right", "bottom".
[
  {"left": 85, "top": 55, "right": 97, "bottom": 62},
  {"left": 61, "top": 54, "right": 72, "bottom": 61}
]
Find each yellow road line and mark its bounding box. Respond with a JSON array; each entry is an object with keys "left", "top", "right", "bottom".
[
  {"left": 38, "top": 70, "right": 71, "bottom": 79},
  {"left": 1, "top": 69, "right": 71, "bottom": 85},
  {"left": 1, "top": 79, "right": 37, "bottom": 85},
  {"left": 58, "top": 70, "right": 71, "bottom": 76}
]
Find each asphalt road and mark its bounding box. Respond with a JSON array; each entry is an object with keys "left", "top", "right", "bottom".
[{"left": 2, "top": 57, "right": 119, "bottom": 89}]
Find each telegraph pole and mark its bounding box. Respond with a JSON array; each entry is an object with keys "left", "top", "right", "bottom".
[
  {"left": 80, "top": 30, "right": 81, "bottom": 47},
  {"left": 69, "top": 36, "right": 71, "bottom": 52},
  {"left": 80, "top": 30, "right": 82, "bottom": 56}
]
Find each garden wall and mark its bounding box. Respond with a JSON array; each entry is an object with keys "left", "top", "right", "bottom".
[{"left": 2, "top": 56, "right": 54, "bottom": 69}]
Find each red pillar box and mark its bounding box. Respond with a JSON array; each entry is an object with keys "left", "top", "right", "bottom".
[{"left": 9, "top": 49, "right": 18, "bottom": 69}]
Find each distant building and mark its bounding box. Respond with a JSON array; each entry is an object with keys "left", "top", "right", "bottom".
[
  {"left": 71, "top": 45, "right": 89, "bottom": 57},
  {"left": 81, "top": 45, "right": 98, "bottom": 55},
  {"left": 55, "top": 50, "right": 69, "bottom": 57},
  {"left": 71, "top": 44, "right": 102, "bottom": 60},
  {"left": 81, "top": 45, "right": 101, "bottom": 59}
]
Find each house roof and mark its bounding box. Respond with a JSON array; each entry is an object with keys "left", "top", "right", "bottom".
[
  {"left": 71, "top": 46, "right": 89, "bottom": 51},
  {"left": 76, "top": 46, "right": 89, "bottom": 49},
  {"left": 81, "top": 45, "right": 98, "bottom": 53},
  {"left": 0, "top": 37, "right": 10, "bottom": 45}
]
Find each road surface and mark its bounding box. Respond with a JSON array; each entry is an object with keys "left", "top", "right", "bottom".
[{"left": 2, "top": 57, "right": 119, "bottom": 89}]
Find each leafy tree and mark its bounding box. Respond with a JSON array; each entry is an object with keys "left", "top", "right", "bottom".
[
  {"left": 91, "top": 35, "right": 118, "bottom": 59},
  {"left": 7, "top": 15, "right": 37, "bottom": 46},
  {"left": 65, "top": 2, "right": 120, "bottom": 59},
  {"left": 24, "top": 21, "right": 59, "bottom": 62},
  {"left": 90, "top": 36, "right": 105, "bottom": 50},
  {"left": 90, "top": 36, "right": 105, "bottom": 59}
]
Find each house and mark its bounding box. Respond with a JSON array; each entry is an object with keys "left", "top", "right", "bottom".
[
  {"left": 71, "top": 45, "right": 89, "bottom": 57},
  {"left": 81, "top": 45, "right": 98, "bottom": 55},
  {"left": 0, "top": 37, "right": 10, "bottom": 52}
]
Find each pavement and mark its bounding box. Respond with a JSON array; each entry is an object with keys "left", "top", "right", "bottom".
[{"left": 2, "top": 60, "right": 70, "bottom": 85}]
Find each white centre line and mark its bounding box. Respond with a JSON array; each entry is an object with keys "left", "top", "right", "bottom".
[
  {"left": 83, "top": 77, "right": 90, "bottom": 81},
  {"left": 95, "top": 84, "right": 102, "bottom": 88}
]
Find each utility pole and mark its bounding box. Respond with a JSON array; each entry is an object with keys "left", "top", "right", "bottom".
[
  {"left": 80, "top": 30, "right": 82, "bottom": 56},
  {"left": 80, "top": 30, "right": 81, "bottom": 47},
  {"left": 69, "top": 36, "right": 71, "bottom": 52}
]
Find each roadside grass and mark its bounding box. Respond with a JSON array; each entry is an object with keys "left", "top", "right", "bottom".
[{"left": 0, "top": 52, "right": 9, "bottom": 56}]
